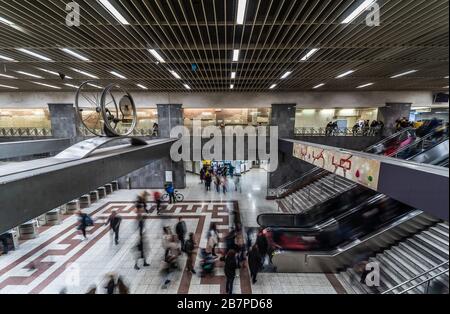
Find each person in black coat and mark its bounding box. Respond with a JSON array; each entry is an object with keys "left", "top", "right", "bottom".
[
  {"left": 175, "top": 217, "right": 187, "bottom": 250},
  {"left": 105, "top": 210, "right": 122, "bottom": 245},
  {"left": 255, "top": 229, "right": 269, "bottom": 265},
  {"left": 224, "top": 250, "right": 238, "bottom": 295},
  {"left": 248, "top": 245, "right": 262, "bottom": 284}
]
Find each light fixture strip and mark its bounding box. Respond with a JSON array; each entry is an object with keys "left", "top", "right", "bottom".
[
  {"left": 236, "top": 0, "right": 248, "bottom": 25},
  {"left": 301, "top": 48, "right": 319, "bottom": 61},
  {"left": 110, "top": 71, "right": 126, "bottom": 79},
  {"left": 336, "top": 70, "right": 355, "bottom": 78},
  {"left": 0, "top": 84, "right": 18, "bottom": 89},
  {"left": 30, "top": 81, "right": 61, "bottom": 89},
  {"left": 60, "top": 48, "right": 90, "bottom": 62},
  {"left": 16, "top": 48, "right": 52, "bottom": 61},
  {"left": 15, "top": 71, "right": 43, "bottom": 79},
  {"left": 71, "top": 68, "right": 99, "bottom": 79},
  {"left": 357, "top": 83, "right": 374, "bottom": 88},
  {"left": 390, "top": 70, "right": 418, "bottom": 78},
  {"left": 98, "top": 0, "right": 130, "bottom": 25},
  {"left": 313, "top": 83, "right": 325, "bottom": 89},
  {"left": 233, "top": 49, "right": 240, "bottom": 62},
  {"left": 149, "top": 49, "right": 166, "bottom": 63},
  {"left": 342, "top": 0, "right": 377, "bottom": 24}
]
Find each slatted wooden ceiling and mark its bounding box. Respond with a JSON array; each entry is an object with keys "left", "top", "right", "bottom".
[{"left": 0, "top": 0, "right": 448, "bottom": 92}]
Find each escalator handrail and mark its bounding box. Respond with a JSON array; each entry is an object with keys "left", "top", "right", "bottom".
[
  {"left": 295, "top": 209, "right": 425, "bottom": 258},
  {"left": 275, "top": 167, "right": 326, "bottom": 197},
  {"left": 388, "top": 127, "right": 449, "bottom": 158},
  {"left": 399, "top": 268, "right": 449, "bottom": 295},
  {"left": 364, "top": 127, "right": 414, "bottom": 152},
  {"left": 258, "top": 193, "right": 386, "bottom": 230},
  {"left": 407, "top": 139, "right": 449, "bottom": 163}
]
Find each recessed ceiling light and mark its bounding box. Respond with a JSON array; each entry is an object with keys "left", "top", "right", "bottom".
[
  {"left": 70, "top": 68, "right": 99, "bottom": 79},
  {"left": 281, "top": 71, "right": 292, "bottom": 79},
  {"left": 233, "top": 49, "right": 240, "bottom": 62},
  {"left": 300, "top": 48, "right": 319, "bottom": 61},
  {"left": 148, "top": 49, "right": 166, "bottom": 63},
  {"left": 16, "top": 48, "right": 52, "bottom": 61},
  {"left": 137, "top": 84, "right": 148, "bottom": 90},
  {"left": 36, "top": 68, "right": 72, "bottom": 79},
  {"left": 390, "top": 70, "right": 418, "bottom": 78},
  {"left": 15, "top": 71, "right": 43, "bottom": 79},
  {"left": 230, "top": 84, "right": 235, "bottom": 89},
  {"left": 269, "top": 84, "right": 277, "bottom": 89},
  {"left": 60, "top": 48, "right": 90, "bottom": 62},
  {"left": 357, "top": 83, "right": 374, "bottom": 88},
  {"left": 0, "top": 54, "right": 16, "bottom": 62},
  {"left": 336, "top": 70, "right": 355, "bottom": 79},
  {"left": 236, "top": 0, "right": 248, "bottom": 25},
  {"left": 170, "top": 70, "right": 181, "bottom": 79},
  {"left": 0, "top": 84, "right": 18, "bottom": 90},
  {"left": 98, "top": 0, "right": 130, "bottom": 25},
  {"left": 341, "top": 0, "right": 377, "bottom": 24},
  {"left": 64, "top": 83, "right": 79, "bottom": 89},
  {"left": 87, "top": 83, "right": 103, "bottom": 89},
  {"left": 313, "top": 83, "right": 325, "bottom": 89},
  {"left": 444, "top": 86, "right": 449, "bottom": 89},
  {"left": 30, "top": 81, "right": 61, "bottom": 89},
  {"left": 231, "top": 72, "right": 236, "bottom": 79},
  {"left": 444, "top": 76, "right": 449, "bottom": 79},
  {"left": 110, "top": 71, "right": 126, "bottom": 79},
  {"left": 183, "top": 84, "right": 191, "bottom": 90},
  {"left": 0, "top": 73, "right": 17, "bottom": 79}
]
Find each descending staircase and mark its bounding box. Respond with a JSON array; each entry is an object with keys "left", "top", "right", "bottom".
[
  {"left": 338, "top": 222, "right": 449, "bottom": 294},
  {"left": 278, "top": 174, "right": 355, "bottom": 213}
]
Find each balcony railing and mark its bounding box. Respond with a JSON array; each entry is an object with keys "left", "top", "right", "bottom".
[
  {"left": 0, "top": 127, "right": 53, "bottom": 137},
  {"left": 295, "top": 127, "right": 380, "bottom": 137},
  {"left": 78, "top": 128, "right": 157, "bottom": 137}
]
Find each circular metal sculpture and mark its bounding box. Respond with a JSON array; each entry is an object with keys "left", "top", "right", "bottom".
[
  {"left": 100, "top": 83, "right": 138, "bottom": 137},
  {"left": 75, "top": 80, "right": 105, "bottom": 137}
]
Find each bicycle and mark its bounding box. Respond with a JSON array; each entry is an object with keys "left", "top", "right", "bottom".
[{"left": 161, "top": 190, "right": 185, "bottom": 203}]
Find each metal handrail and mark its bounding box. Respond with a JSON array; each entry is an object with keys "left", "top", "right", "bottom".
[
  {"left": 389, "top": 129, "right": 449, "bottom": 158},
  {"left": 294, "top": 127, "right": 378, "bottom": 137},
  {"left": 399, "top": 268, "right": 449, "bottom": 294},
  {"left": 382, "top": 260, "right": 449, "bottom": 294},
  {"left": 365, "top": 127, "right": 413, "bottom": 152},
  {"left": 275, "top": 168, "right": 325, "bottom": 198},
  {"left": 0, "top": 127, "right": 53, "bottom": 137}
]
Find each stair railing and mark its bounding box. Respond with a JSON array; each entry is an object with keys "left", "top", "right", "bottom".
[{"left": 382, "top": 260, "right": 449, "bottom": 294}]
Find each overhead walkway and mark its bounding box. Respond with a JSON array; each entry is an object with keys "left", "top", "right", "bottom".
[
  {"left": 0, "top": 138, "right": 71, "bottom": 160},
  {"left": 0, "top": 137, "right": 176, "bottom": 234}
]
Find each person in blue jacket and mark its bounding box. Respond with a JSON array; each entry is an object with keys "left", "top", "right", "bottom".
[{"left": 166, "top": 183, "right": 176, "bottom": 204}]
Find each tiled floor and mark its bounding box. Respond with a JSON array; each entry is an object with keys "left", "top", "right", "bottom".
[{"left": 0, "top": 169, "right": 341, "bottom": 295}]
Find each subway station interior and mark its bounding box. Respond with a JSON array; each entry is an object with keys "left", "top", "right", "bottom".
[{"left": 0, "top": 0, "right": 449, "bottom": 296}]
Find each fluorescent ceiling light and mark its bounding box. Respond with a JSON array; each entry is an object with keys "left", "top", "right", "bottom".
[
  {"left": 445, "top": 76, "right": 449, "bottom": 79},
  {"left": 269, "top": 84, "right": 277, "bottom": 89},
  {"left": 233, "top": 49, "right": 240, "bottom": 62},
  {"left": 98, "top": 0, "right": 130, "bottom": 25},
  {"left": 137, "top": 84, "right": 148, "bottom": 90},
  {"left": 170, "top": 70, "right": 181, "bottom": 79},
  {"left": 0, "top": 84, "right": 18, "bottom": 90},
  {"left": 60, "top": 48, "right": 90, "bottom": 61},
  {"left": 236, "top": 0, "right": 248, "bottom": 25},
  {"left": 30, "top": 81, "right": 61, "bottom": 89},
  {"left": 230, "top": 84, "right": 235, "bottom": 89},
  {"left": 300, "top": 48, "right": 319, "bottom": 61},
  {"left": 336, "top": 70, "right": 355, "bottom": 78},
  {"left": 357, "top": 83, "right": 374, "bottom": 88},
  {"left": 64, "top": 83, "right": 79, "bottom": 89},
  {"left": 390, "top": 70, "right": 418, "bottom": 78},
  {"left": 0, "top": 54, "right": 16, "bottom": 62},
  {"left": 16, "top": 48, "right": 52, "bottom": 61},
  {"left": 110, "top": 71, "right": 126, "bottom": 79},
  {"left": 36, "top": 68, "right": 72, "bottom": 79},
  {"left": 70, "top": 68, "right": 99, "bottom": 79},
  {"left": 15, "top": 71, "right": 43, "bottom": 79},
  {"left": 183, "top": 84, "right": 191, "bottom": 90},
  {"left": 313, "top": 83, "right": 325, "bottom": 89},
  {"left": 0, "top": 16, "right": 14, "bottom": 26},
  {"left": 341, "top": 0, "right": 376, "bottom": 24},
  {"left": 231, "top": 72, "right": 236, "bottom": 79},
  {"left": 148, "top": 49, "right": 165, "bottom": 63},
  {"left": 444, "top": 86, "right": 449, "bottom": 89},
  {"left": 0, "top": 73, "right": 17, "bottom": 79},
  {"left": 87, "top": 83, "right": 103, "bottom": 89},
  {"left": 281, "top": 71, "right": 292, "bottom": 79}
]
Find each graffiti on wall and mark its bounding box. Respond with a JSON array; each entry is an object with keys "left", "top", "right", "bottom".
[{"left": 293, "top": 143, "right": 381, "bottom": 191}]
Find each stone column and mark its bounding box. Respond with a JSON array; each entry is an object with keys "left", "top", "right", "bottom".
[
  {"left": 377, "top": 103, "right": 412, "bottom": 136},
  {"left": 48, "top": 103, "right": 82, "bottom": 144},
  {"left": 270, "top": 104, "right": 297, "bottom": 139},
  {"left": 157, "top": 104, "right": 184, "bottom": 138}
]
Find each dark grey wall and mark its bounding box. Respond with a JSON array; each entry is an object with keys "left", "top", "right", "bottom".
[
  {"left": 271, "top": 104, "right": 297, "bottom": 138},
  {"left": 378, "top": 103, "right": 412, "bottom": 136},
  {"left": 48, "top": 103, "right": 82, "bottom": 144}
]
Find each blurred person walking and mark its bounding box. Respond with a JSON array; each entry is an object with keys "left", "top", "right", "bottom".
[
  {"left": 224, "top": 250, "right": 238, "bottom": 295},
  {"left": 175, "top": 217, "right": 187, "bottom": 250},
  {"left": 105, "top": 209, "right": 122, "bottom": 245},
  {"left": 77, "top": 210, "right": 93, "bottom": 241},
  {"left": 185, "top": 233, "right": 197, "bottom": 274},
  {"left": 248, "top": 245, "right": 262, "bottom": 284}
]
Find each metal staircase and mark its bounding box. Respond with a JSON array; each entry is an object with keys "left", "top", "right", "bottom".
[{"left": 338, "top": 222, "right": 449, "bottom": 294}]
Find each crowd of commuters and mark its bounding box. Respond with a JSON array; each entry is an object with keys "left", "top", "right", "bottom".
[
  {"left": 200, "top": 164, "right": 242, "bottom": 195},
  {"left": 325, "top": 120, "right": 384, "bottom": 136}
]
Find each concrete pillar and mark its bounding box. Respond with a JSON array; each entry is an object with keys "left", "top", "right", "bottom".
[
  {"left": 377, "top": 103, "right": 412, "bottom": 136},
  {"left": 48, "top": 103, "right": 82, "bottom": 144},
  {"left": 157, "top": 104, "right": 184, "bottom": 138},
  {"left": 271, "top": 104, "right": 297, "bottom": 139}
]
